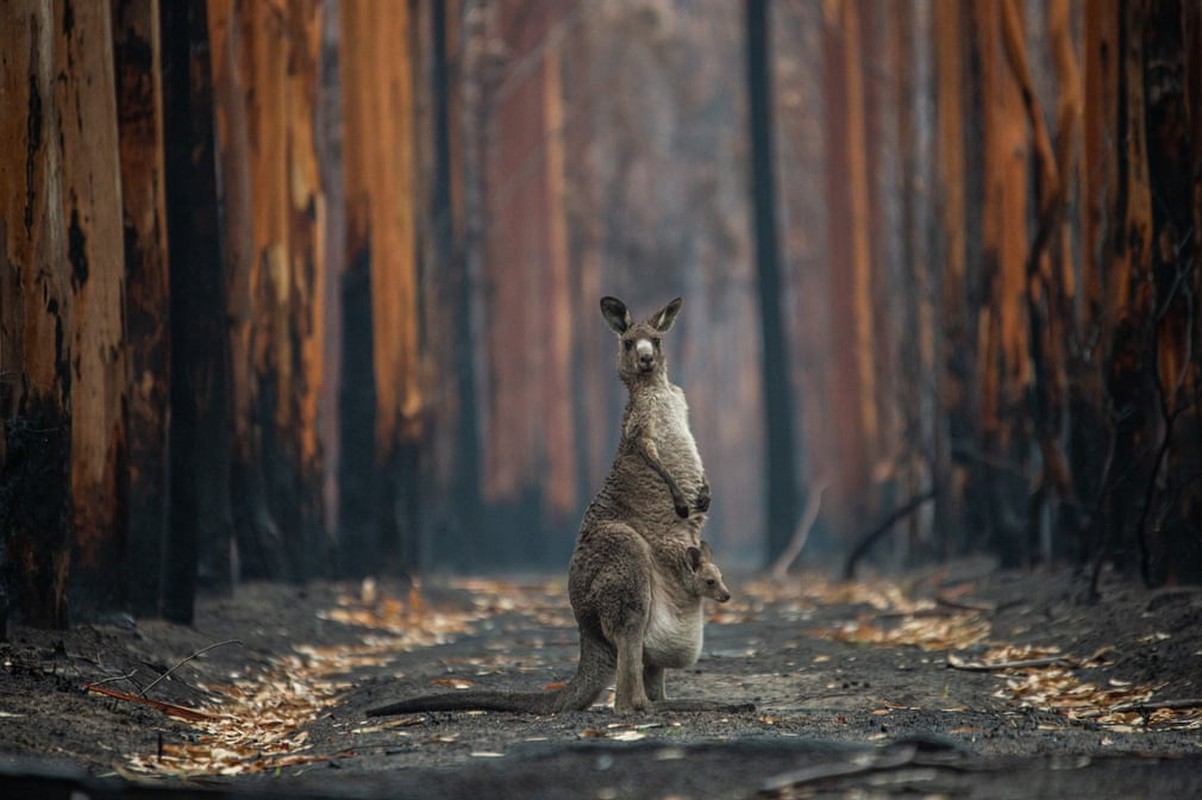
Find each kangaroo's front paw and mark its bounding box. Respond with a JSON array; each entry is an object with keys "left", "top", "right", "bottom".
[
  {"left": 695, "top": 482, "right": 711, "bottom": 512},
  {"left": 674, "top": 499, "right": 690, "bottom": 518}
]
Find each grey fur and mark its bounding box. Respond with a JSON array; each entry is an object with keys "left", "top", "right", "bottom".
[
  {"left": 367, "top": 297, "right": 748, "bottom": 717},
  {"left": 590, "top": 296, "right": 709, "bottom": 524},
  {"left": 365, "top": 541, "right": 736, "bottom": 715}
]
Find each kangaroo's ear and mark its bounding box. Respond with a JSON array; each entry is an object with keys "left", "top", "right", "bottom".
[
  {"left": 649, "top": 297, "right": 683, "bottom": 332},
  {"left": 685, "top": 546, "right": 702, "bottom": 572},
  {"left": 600, "top": 296, "right": 632, "bottom": 334},
  {"left": 699, "top": 540, "right": 713, "bottom": 562}
]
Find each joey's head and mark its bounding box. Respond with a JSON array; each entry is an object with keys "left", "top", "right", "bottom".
[
  {"left": 600, "top": 296, "right": 683, "bottom": 386},
  {"left": 685, "top": 541, "right": 731, "bottom": 603}
]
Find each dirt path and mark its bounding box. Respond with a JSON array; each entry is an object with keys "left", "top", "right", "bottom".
[{"left": 2, "top": 565, "right": 1201, "bottom": 798}]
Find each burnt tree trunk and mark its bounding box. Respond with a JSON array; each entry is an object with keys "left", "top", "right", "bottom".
[
  {"left": 0, "top": 0, "right": 73, "bottom": 629},
  {"left": 206, "top": 0, "right": 283, "bottom": 580},
  {"left": 56, "top": 0, "right": 131, "bottom": 618},
  {"left": 234, "top": 0, "right": 328, "bottom": 581},
  {"left": 747, "top": 0, "right": 800, "bottom": 561},
  {"left": 161, "top": 0, "right": 233, "bottom": 620},
  {"left": 340, "top": 0, "right": 423, "bottom": 576},
  {"left": 112, "top": 0, "right": 171, "bottom": 617}
]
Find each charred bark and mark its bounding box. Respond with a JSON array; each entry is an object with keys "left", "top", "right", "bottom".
[
  {"left": 161, "top": 0, "right": 234, "bottom": 621},
  {"left": 747, "top": 0, "right": 801, "bottom": 561},
  {"left": 112, "top": 0, "right": 171, "bottom": 617},
  {"left": 1, "top": 0, "right": 74, "bottom": 629}
]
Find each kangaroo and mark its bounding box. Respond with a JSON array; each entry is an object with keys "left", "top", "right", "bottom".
[
  {"left": 368, "top": 297, "right": 748, "bottom": 716},
  {"left": 366, "top": 541, "right": 736, "bottom": 715},
  {"left": 589, "top": 296, "right": 710, "bottom": 535}
]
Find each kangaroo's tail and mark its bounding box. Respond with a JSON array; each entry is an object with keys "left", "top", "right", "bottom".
[{"left": 368, "top": 637, "right": 615, "bottom": 716}]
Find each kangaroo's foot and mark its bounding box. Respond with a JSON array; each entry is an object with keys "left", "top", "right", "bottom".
[{"left": 613, "top": 693, "right": 654, "bottom": 715}]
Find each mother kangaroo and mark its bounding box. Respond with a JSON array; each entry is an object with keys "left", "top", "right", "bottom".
[
  {"left": 368, "top": 297, "right": 744, "bottom": 716},
  {"left": 567, "top": 296, "right": 720, "bottom": 712}
]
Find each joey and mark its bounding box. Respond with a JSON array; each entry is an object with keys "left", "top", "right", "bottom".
[{"left": 368, "top": 298, "right": 748, "bottom": 717}]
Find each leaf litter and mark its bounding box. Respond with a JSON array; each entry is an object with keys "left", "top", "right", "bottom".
[
  {"left": 120, "top": 572, "right": 1201, "bottom": 778},
  {"left": 741, "top": 575, "right": 1202, "bottom": 733},
  {"left": 124, "top": 577, "right": 559, "bottom": 777}
]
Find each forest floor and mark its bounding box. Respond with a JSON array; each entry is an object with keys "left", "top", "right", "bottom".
[{"left": 2, "top": 560, "right": 1202, "bottom": 799}]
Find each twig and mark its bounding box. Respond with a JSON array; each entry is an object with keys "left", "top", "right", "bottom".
[
  {"left": 843, "top": 489, "right": 938, "bottom": 580},
  {"left": 141, "top": 639, "right": 243, "bottom": 696},
  {"left": 87, "top": 669, "right": 145, "bottom": 692},
  {"left": 935, "top": 595, "right": 998, "bottom": 614},
  {"left": 1109, "top": 698, "right": 1202, "bottom": 714},
  {"left": 946, "top": 652, "right": 1071, "bottom": 672},
  {"left": 84, "top": 683, "right": 216, "bottom": 722},
  {"left": 770, "top": 481, "right": 828, "bottom": 582}
]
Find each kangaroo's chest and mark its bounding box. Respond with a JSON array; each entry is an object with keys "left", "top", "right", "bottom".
[{"left": 647, "top": 387, "right": 702, "bottom": 473}]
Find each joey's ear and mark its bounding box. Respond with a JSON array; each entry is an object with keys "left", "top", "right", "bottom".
[
  {"left": 600, "top": 296, "right": 632, "bottom": 334},
  {"left": 685, "top": 546, "right": 702, "bottom": 572},
  {"left": 699, "top": 540, "right": 713, "bottom": 562},
  {"left": 649, "top": 297, "right": 683, "bottom": 332}
]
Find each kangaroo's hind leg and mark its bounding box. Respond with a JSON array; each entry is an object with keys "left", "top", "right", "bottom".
[
  {"left": 599, "top": 563, "right": 652, "bottom": 714},
  {"left": 643, "top": 664, "right": 667, "bottom": 702},
  {"left": 576, "top": 523, "right": 655, "bottom": 714}
]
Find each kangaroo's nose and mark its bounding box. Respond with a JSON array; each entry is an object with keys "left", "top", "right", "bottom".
[{"left": 635, "top": 338, "right": 655, "bottom": 370}]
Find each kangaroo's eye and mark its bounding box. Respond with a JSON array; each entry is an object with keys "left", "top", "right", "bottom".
[
  {"left": 624, "top": 340, "right": 634, "bottom": 351},
  {"left": 706, "top": 578, "right": 716, "bottom": 586},
  {"left": 651, "top": 337, "right": 661, "bottom": 348}
]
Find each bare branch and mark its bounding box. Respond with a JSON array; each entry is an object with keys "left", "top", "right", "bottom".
[{"left": 141, "top": 639, "right": 244, "bottom": 697}]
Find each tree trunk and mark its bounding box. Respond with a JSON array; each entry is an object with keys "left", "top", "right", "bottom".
[
  {"left": 415, "top": 0, "right": 483, "bottom": 568},
  {"left": 1138, "top": 0, "right": 1198, "bottom": 584},
  {"left": 283, "top": 0, "right": 327, "bottom": 580},
  {"left": 206, "top": 0, "right": 283, "bottom": 580},
  {"left": 974, "top": 0, "right": 1031, "bottom": 566},
  {"left": 56, "top": 0, "right": 130, "bottom": 616},
  {"left": 933, "top": 0, "right": 969, "bottom": 559},
  {"left": 315, "top": 0, "right": 345, "bottom": 559},
  {"left": 112, "top": 0, "right": 171, "bottom": 617},
  {"left": 161, "top": 0, "right": 233, "bottom": 620},
  {"left": 823, "top": 0, "right": 874, "bottom": 528},
  {"left": 0, "top": 0, "right": 73, "bottom": 629},
  {"left": 747, "top": 0, "right": 800, "bottom": 561},
  {"left": 341, "top": 0, "right": 422, "bottom": 575}
]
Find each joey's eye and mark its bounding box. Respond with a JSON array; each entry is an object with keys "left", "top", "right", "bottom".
[
  {"left": 624, "top": 340, "right": 634, "bottom": 351},
  {"left": 651, "top": 337, "right": 661, "bottom": 348},
  {"left": 706, "top": 578, "right": 716, "bottom": 586}
]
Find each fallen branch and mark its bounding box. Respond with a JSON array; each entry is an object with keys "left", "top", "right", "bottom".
[
  {"left": 946, "top": 652, "right": 1071, "bottom": 672},
  {"left": 1109, "top": 698, "right": 1202, "bottom": 714},
  {"left": 84, "top": 683, "right": 215, "bottom": 722},
  {"left": 770, "top": 481, "right": 828, "bottom": 582},
  {"left": 85, "top": 669, "right": 144, "bottom": 692},
  {"left": 141, "top": 639, "right": 243, "bottom": 696},
  {"left": 843, "top": 488, "right": 938, "bottom": 580},
  {"left": 935, "top": 595, "right": 998, "bottom": 614}
]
